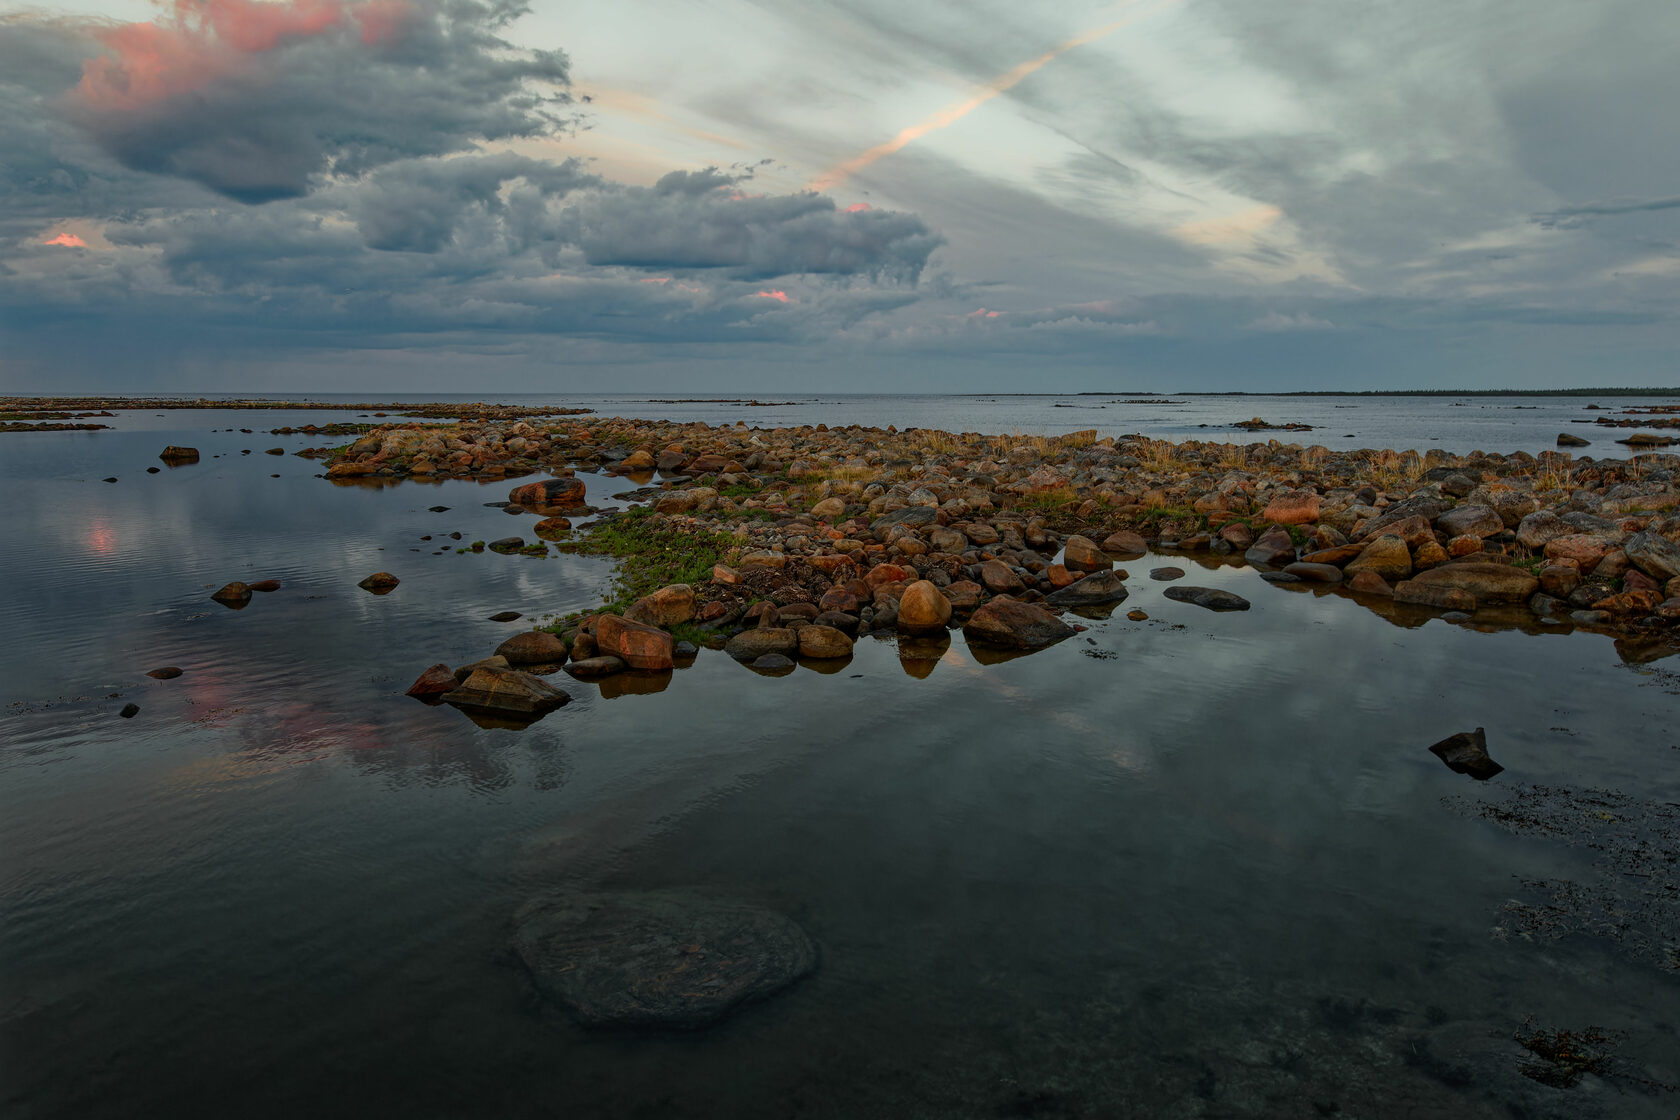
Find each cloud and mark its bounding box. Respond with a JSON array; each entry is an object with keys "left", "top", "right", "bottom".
[
  {"left": 569, "top": 168, "right": 942, "bottom": 281},
  {"left": 1531, "top": 195, "right": 1680, "bottom": 230},
  {"left": 60, "top": 0, "right": 572, "bottom": 202},
  {"left": 42, "top": 232, "right": 87, "bottom": 247},
  {"left": 1246, "top": 310, "right": 1332, "bottom": 332}
]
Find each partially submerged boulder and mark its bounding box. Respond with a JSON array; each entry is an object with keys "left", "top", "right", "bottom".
[
  {"left": 508, "top": 476, "right": 587, "bottom": 512},
  {"left": 1163, "top": 586, "right": 1251, "bottom": 612},
  {"left": 405, "top": 663, "right": 459, "bottom": 698},
  {"left": 1428, "top": 727, "right": 1502, "bottom": 780},
  {"left": 210, "top": 581, "right": 251, "bottom": 606},
  {"left": 442, "top": 667, "right": 570, "bottom": 717},
  {"left": 1044, "top": 569, "right": 1129, "bottom": 607},
  {"left": 358, "top": 571, "right": 400, "bottom": 593},
  {"left": 495, "top": 631, "right": 569, "bottom": 666},
  {"left": 961, "top": 596, "right": 1075, "bottom": 650},
  {"left": 594, "top": 613, "right": 675, "bottom": 671},
  {"left": 513, "top": 890, "right": 816, "bottom": 1030}
]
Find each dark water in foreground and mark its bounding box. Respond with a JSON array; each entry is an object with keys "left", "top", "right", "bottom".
[{"left": 3, "top": 413, "right": 1678, "bottom": 1118}]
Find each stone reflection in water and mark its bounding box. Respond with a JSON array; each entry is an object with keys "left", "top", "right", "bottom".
[
  {"left": 596, "top": 669, "right": 673, "bottom": 699},
  {"left": 897, "top": 634, "right": 949, "bottom": 679}
]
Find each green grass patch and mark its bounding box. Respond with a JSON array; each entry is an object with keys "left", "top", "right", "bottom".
[{"left": 553, "top": 506, "right": 735, "bottom": 613}]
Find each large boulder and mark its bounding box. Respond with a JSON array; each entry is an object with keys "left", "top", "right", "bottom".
[
  {"left": 1244, "top": 525, "right": 1297, "bottom": 567},
  {"left": 625, "top": 584, "right": 697, "bottom": 629},
  {"left": 1101, "top": 529, "right": 1147, "bottom": 556},
  {"left": 1405, "top": 560, "right": 1538, "bottom": 604},
  {"left": 1260, "top": 489, "right": 1321, "bottom": 525},
  {"left": 810, "top": 496, "right": 847, "bottom": 520},
  {"left": 508, "top": 476, "right": 587, "bottom": 512},
  {"left": 210, "top": 581, "right": 252, "bottom": 606},
  {"left": 1344, "top": 535, "right": 1412, "bottom": 581},
  {"left": 594, "top": 614, "right": 675, "bottom": 671},
  {"left": 1624, "top": 530, "right": 1680, "bottom": 581},
  {"left": 1062, "top": 535, "right": 1111, "bottom": 572},
  {"left": 1427, "top": 727, "right": 1502, "bottom": 780},
  {"left": 961, "top": 597, "right": 1076, "bottom": 649},
  {"left": 495, "top": 630, "right": 569, "bottom": 665},
  {"left": 512, "top": 890, "right": 816, "bottom": 1030},
  {"left": 725, "top": 628, "right": 798, "bottom": 661},
  {"left": 358, "top": 571, "right": 400, "bottom": 592},
  {"left": 978, "top": 559, "right": 1025, "bottom": 594},
  {"left": 797, "top": 625, "right": 854, "bottom": 659},
  {"left": 158, "top": 445, "right": 199, "bottom": 463},
  {"left": 1044, "top": 569, "right": 1130, "bottom": 607},
  {"left": 897, "top": 580, "right": 953, "bottom": 633},
  {"left": 1515, "top": 510, "right": 1572, "bottom": 551},
  {"left": 1435, "top": 504, "right": 1504, "bottom": 540},
  {"left": 442, "top": 667, "right": 571, "bottom": 715}
]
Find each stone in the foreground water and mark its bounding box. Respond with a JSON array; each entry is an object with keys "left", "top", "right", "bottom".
[
  {"left": 1163, "top": 586, "right": 1251, "bottom": 611},
  {"left": 118, "top": 703, "right": 139, "bottom": 718},
  {"left": 442, "top": 667, "right": 570, "bottom": 718},
  {"left": 512, "top": 890, "right": 817, "bottom": 1030},
  {"left": 1044, "top": 569, "right": 1129, "bottom": 607},
  {"left": 358, "top": 571, "right": 400, "bottom": 593},
  {"left": 961, "top": 596, "right": 1075, "bottom": 650},
  {"left": 1428, "top": 727, "right": 1503, "bottom": 780},
  {"left": 405, "top": 663, "right": 458, "bottom": 699},
  {"left": 146, "top": 666, "right": 183, "bottom": 679},
  {"left": 210, "top": 581, "right": 251, "bottom": 607}
]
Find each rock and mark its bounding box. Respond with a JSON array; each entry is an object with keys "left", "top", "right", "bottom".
[
  {"left": 750, "top": 654, "right": 796, "bottom": 674},
  {"left": 1435, "top": 504, "right": 1504, "bottom": 540},
  {"left": 797, "top": 625, "right": 854, "bottom": 659},
  {"left": 1428, "top": 727, "right": 1502, "bottom": 780},
  {"left": 1101, "top": 529, "right": 1147, "bottom": 555},
  {"left": 488, "top": 537, "right": 525, "bottom": 553},
  {"left": 870, "top": 506, "right": 939, "bottom": 535},
  {"left": 358, "top": 571, "right": 400, "bottom": 592},
  {"left": 1259, "top": 572, "right": 1301, "bottom": 584},
  {"left": 247, "top": 579, "right": 281, "bottom": 593},
  {"left": 1260, "top": 489, "right": 1320, "bottom": 525},
  {"left": 428, "top": 505, "right": 451, "bottom": 512},
  {"left": 1406, "top": 560, "right": 1538, "bottom": 604},
  {"left": 1543, "top": 534, "right": 1612, "bottom": 571},
  {"left": 619, "top": 449, "right": 656, "bottom": 471},
  {"left": 1624, "top": 530, "right": 1680, "bottom": 581},
  {"left": 1149, "top": 566, "right": 1185, "bottom": 581},
  {"left": 978, "top": 558, "right": 1025, "bottom": 594},
  {"left": 1393, "top": 581, "right": 1478, "bottom": 611},
  {"left": 406, "top": 663, "right": 459, "bottom": 698},
  {"left": 1062, "top": 534, "right": 1111, "bottom": 572},
  {"left": 896, "top": 580, "right": 953, "bottom": 633},
  {"left": 810, "top": 496, "right": 847, "bottom": 520},
  {"left": 146, "top": 666, "right": 184, "bottom": 679},
  {"left": 1217, "top": 522, "right": 1255, "bottom": 550},
  {"left": 710, "top": 563, "right": 741, "bottom": 585},
  {"left": 158, "top": 445, "right": 199, "bottom": 463},
  {"left": 210, "top": 581, "right": 252, "bottom": 605},
  {"left": 511, "top": 890, "right": 817, "bottom": 1029},
  {"left": 594, "top": 614, "right": 675, "bottom": 671},
  {"left": 1556, "top": 432, "right": 1591, "bottom": 447},
  {"left": 1163, "top": 586, "right": 1251, "bottom": 611},
  {"left": 1126, "top": 609, "right": 1148, "bottom": 621},
  {"left": 1357, "top": 495, "right": 1451, "bottom": 540},
  {"left": 1515, "top": 510, "right": 1571, "bottom": 551},
  {"left": 625, "top": 584, "right": 697, "bottom": 629},
  {"left": 532, "top": 516, "right": 572, "bottom": 538},
  {"left": 1345, "top": 534, "right": 1412, "bottom": 581},
  {"left": 1283, "top": 561, "right": 1343, "bottom": 583},
  {"left": 495, "top": 630, "right": 569, "bottom": 665},
  {"left": 1044, "top": 569, "right": 1129, "bottom": 607},
  {"left": 489, "top": 611, "right": 522, "bottom": 622},
  {"left": 961, "top": 596, "right": 1076, "bottom": 649},
  {"left": 738, "top": 550, "right": 786, "bottom": 570},
  {"left": 725, "top": 628, "right": 798, "bottom": 661},
  {"left": 1345, "top": 571, "right": 1394, "bottom": 597},
  {"left": 442, "top": 667, "right": 571, "bottom": 716},
  {"left": 508, "top": 476, "right": 587, "bottom": 512},
  {"left": 119, "top": 703, "right": 139, "bottom": 718},
  {"left": 1243, "top": 525, "right": 1296, "bottom": 567},
  {"left": 565, "top": 655, "right": 628, "bottom": 677}
]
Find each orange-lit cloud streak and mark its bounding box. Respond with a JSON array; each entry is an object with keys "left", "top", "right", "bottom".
[
  {"left": 809, "top": 0, "right": 1178, "bottom": 191},
  {"left": 43, "top": 233, "right": 89, "bottom": 247}
]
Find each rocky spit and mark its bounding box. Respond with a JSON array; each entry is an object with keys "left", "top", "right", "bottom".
[{"left": 312, "top": 412, "right": 1680, "bottom": 720}]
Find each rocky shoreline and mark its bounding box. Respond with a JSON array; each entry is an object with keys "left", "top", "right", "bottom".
[{"left": 304, "top": 411, "right": 1680, "bottom": 719}]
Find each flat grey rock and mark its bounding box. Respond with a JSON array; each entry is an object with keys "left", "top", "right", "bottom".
[
  {"left": 513, "top": 890, "right": 817, "bottom": 1029},
  {"left": 1163, "top": 586, "right": 1252, "bottom": 611}
]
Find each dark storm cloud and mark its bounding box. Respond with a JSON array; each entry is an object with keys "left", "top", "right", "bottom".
[
  {"left": 57, "top": 0, "right": 572, "bottom": 202},
  {"left": 1532, "top": 196, "right": 1680, "bottom": 230},
  {"left": 349, "top": 153, "right": 594, "bottom": 253},
  {"left": 570, "top": 169, "right": 943, "bottom": 281}
]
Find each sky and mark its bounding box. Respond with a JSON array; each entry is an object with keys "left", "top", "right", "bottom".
[{"left": 2, "top": 0, "right": 1678, "bottom": 393}]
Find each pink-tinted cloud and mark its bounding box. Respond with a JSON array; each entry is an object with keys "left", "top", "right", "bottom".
[
  {"left": 756, "top": 289, "right": 790, "bottom": 303},
  {"left": 968, "top": 307, "right": 1000, "bottom": 318},
  {"left": 845, "top": 203, "right": 872, "bottom": 213},
  {"left": 76, "top": 0, "right": 410, "bottom": 112},
  {"left": 43, "top": 233, "right": 89, "bottom": 248}
]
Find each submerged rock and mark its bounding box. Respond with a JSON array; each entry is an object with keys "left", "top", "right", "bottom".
[
  {"left": 1163, "top": 586, "right": 1251, "bottom": 611},
  {"left": 1428, "top": 727, "right": 1503, "bottom": 780},
  {"left": 405, "top": 663, "right": 459, "bottom": 699},
  {"left": 118, "top": 703, "right": 139, "bottom": 718},
  {"left": 146, "top": 666, "right": 183, "bottom": 680},
  {"left": 357, "top": 571, "right": 400, "bottom": 593},
  {"left": 1044, "top": 569, "right": 1129, "bottom": 607},
  {"left": 512, "top": 890, "right": 817, "bottom": 1030},
  {"left": 158, "top": 445, "right": 199, "bottom": 464},
  {"left": 210, "top": 581, "right": 251, "bottom": 606}
]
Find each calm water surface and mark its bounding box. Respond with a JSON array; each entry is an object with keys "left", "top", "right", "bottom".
[{"left": 2, "top": 410, "right": 1677, "bottom": 1118}]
